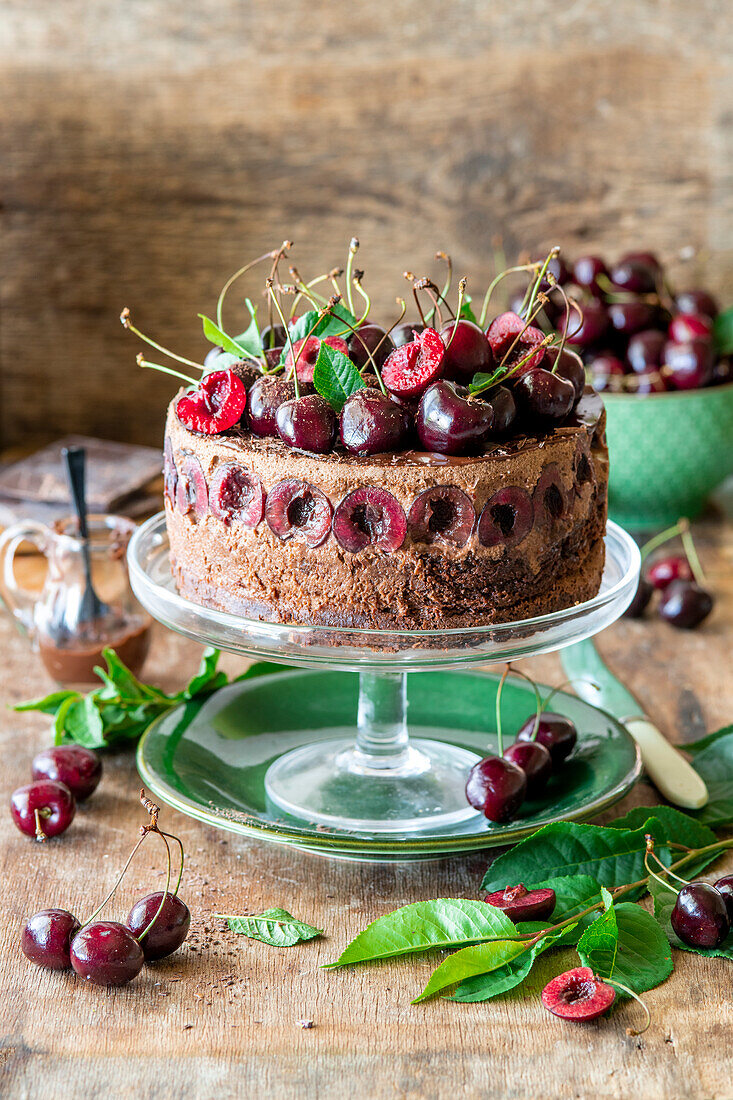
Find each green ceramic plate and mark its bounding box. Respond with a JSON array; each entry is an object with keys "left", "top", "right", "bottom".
[{"left": 137, "top": 669, "right": 641, "bottom": 861}]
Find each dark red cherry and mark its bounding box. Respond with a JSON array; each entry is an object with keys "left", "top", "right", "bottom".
[
  {"left": 658, "top": 580, "right": 714, "bottom": 629},
  {"left": 265, "top": 479, "right": 333, "bottom": 548},
  {"left": 712, "top": 876, "right": 733, "bottom": 921},
  {"left": 514, "top": 368, "right": 575, "bottom": 424},
  {"left": 163, "top": 435, "right": 178, "bottom": 505},
  {"left": 671, "top": 883, "right": 730, "bottom": 949},
  {"left": 566, "top": 301, "right": 609, "bottom": 349},
  {"left": 439, "top": 319, "right": 493, "bottom": 381},
  {"left": 663, "top": 339, "right": 714, "bottom": 390},
  {"left": 488, "top": 385, "right": 518, "bottom": 435},
  {"left": 70, "top": 921, "right": 145, "bottom": 987},
  {"left": 502, "top": 740, "right": 553, "bottom": 796},
  {"left": 276, "top": 394, "right": 337, "bottom": 454},
  {"left": 11, "top": 780, "right": 75, "bottom": 841},
  {"left": 407, "top": 486, "right": 475, "bottom": 547},
  {"left": 22, "top": 909, "right": 81, "bottom": 969},
  {"left": 478, "top": 487, "right": 534, "bottom": 548},
  {"left": 608, "top": 301, "right": 657, "bottom": 337},
  {"left": 610, "top": 257, "right": 657, "bottom": 294},
  {"left": 542, "top": 967, "right": 616, "bottom": 1021},
  {"left": 348, "top": 324, "right": 394, "bottom": 370},
  {"left": 392, "top": 321, "right": 425, "bottom": 347},
  {"left": 382, "top": 327, "right": 446, "bottom": 398},
  {"left": 333, "top": 487, "right": 407, "bottom": 553},
  {"left": 465, "top": 755, "right": 527, "bottom": 823},
  {"left": 31, "top": 746, "right": 102, "bottom": 801},
  {"left": 208, "top": 463, "right": 265, "bottom": 527},
  {"left": 176, "top": 370, "right": 247, "bottom": 435},
  {"left": 486, "top": 312, "right": 545, "bottom": 372},
  {"left": 544, "top": 346, "right": 585, "bottom": 401},
  {"left": 627, "top": 330, "right": 667, "bottom": 373},
  {"left": 485, "top": 884, "right": 556, "bottom": 922},
  {"left": 533, "top": 466, "right": 568, "bottom": 528},
  {"left": 572, "top": 256, "right": 608, "bottom": 295},
  {"left": 339, "top": 388, "right": 409, "bottom": 456},
  {"left": 126, "top": 892, "right": 191, "bottom": 960},
  {"left": 260, "top": 323, "right": 287, "bottom": 350},
  {"left": 675, "top": 289, "right": 718, "bottom": 319},
  {"left": 416, "top": 381, "right": 494, "bottom": 455},
  {"left": 587, "top": 353, "right": 625, "bottom": 392},
  {"left": 669, "top": 313, "right": 714, "bottom": 343},
  {"left": 263, "top": 346, "right": 284, "bottom": 371},
  {"left": 176, "top": 455, "right": 209, "bottom": 520},
  {"left": 623, "top": 576, "right": 653, "bottom": 618},
  {"left": 248, "top": 376, "right": 298, "bottom": 436},
  {"left": 517, "top": 712, "right": 577, "bottom": 764},
  {"left": 631, "top": 367, "right": 668, "bottom": 394},
  {"left": 621, "top": 250, "right": 661, "bottom": 272},
  {"left": 283, "top": 335, "right": 350, "bottom": 384},
  {"left": 646, "top": 554, "right": 693, "bottom": 590}
]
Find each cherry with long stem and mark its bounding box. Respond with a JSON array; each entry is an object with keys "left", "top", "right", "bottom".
[{"left": 121, "top": 308, "right": 205, "bottom": 372}]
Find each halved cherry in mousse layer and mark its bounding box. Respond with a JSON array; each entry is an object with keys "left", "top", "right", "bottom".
[
  {"left": 407, "top": 486, "right": 475, "bottom": 547},
  {"left": 478, "top": 487, "right": 534, "bottom": 549},
  {"left": 283, "top": 335, "right": 349, "bottom": 384},
  {"left": 265, "top": 479, "right": 333, "bottom": 548},
  {"left": 486, "top": 312, "right": 545, "bottom": 374},
  {"left": 163, "top": 436, "right": 178, "bottom": 504},
  {"left": 333, "top": 488, "right": 407, "bottom": 553},
  {"left": 532, "top": 466, "right": 568, "bottom": 529},
  {"left": 339, "top": 389, "right": 410, "bottom": 456},
  {"left": 176, "top": 455, "right": 209, "bottom": 520},
  {"left": 209, "top": 463, "right": 265, "bottom": 527},
  {"left": 175, "top": 370, "right": 247, "bottom": 435},
  {"left": 382, "top": 327, "right": 446, "bottom": 399},
  {"left": 439, "top": 320, "right": 493, "bottom": 382},
  {"left": 416, "top": 382, "right": 494, "bottom": 455},
  {"left": 484, "top": 884, "right": 556, "bottom": 923}
]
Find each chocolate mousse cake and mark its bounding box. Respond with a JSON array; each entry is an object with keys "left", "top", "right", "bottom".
[{"left": 128, "top": 243, "right": 609, "bottom": 631}]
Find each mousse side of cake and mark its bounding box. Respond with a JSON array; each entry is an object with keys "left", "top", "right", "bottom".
[{"left": 164, "top": 389, "right": 608, "bottom": 630}]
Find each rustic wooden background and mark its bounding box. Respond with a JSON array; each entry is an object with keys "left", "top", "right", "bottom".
[{"left": 1, "top": 0, "right": 733, "bottom": 448}]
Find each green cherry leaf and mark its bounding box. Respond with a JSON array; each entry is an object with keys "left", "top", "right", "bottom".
[
  {"left": 312, "top": 342, "right": 366, "bottom": 412},
  {"left": 685, "top": 724, "right": 733, "bottom": 753},
  {"left": 218, "top": 908, "right": 322, "bottom": 947},
  {"left": 324, "top": 899, "right": 517, "bottom": 968},
  {"left": 481, "top": 822, "right": 669, "bottom": 896},
  {"left": 232, "top": 298, "right": 263, "bottom": 358},
  {"left": 606, "top": 806, "right": 718, "bottom": 875},
  {"left": 199, "top": 314, "right": 250, "bottom": 359},
  {"left": 685, "top": 733, "right": 733, "bottom": 826},
  {"left": 713, "top": 307, "right": 733, "bottom": 356},
  {"left": 412, "top": 939, "right": 527, "bottom": 1003},
  {"left": 578, "top": 901, "right": 673, "bottom": 995},
  {"left": 183, "top": 647, "right": 227, "bottom": 699},
  {"left": 449, "top": 923, "right": 575, "bottom": 1003}
]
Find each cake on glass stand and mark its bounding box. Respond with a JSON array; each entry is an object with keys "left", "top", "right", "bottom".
[{"left": 123, "top": 241, "right": 642, "bottom": 859}]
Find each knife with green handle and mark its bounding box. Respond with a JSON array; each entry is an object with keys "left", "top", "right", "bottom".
[{"left": 561, "top": 638, "right": 708, "bottom": 810}]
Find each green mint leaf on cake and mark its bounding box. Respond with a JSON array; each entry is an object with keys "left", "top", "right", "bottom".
[
  {"left": 199, "top": 314, "right": 253, "bottom": 360},
  {"left": 312, "top": 342, "right": 366, "bottom": 411},
  {"left": 713, "top": 307, "right": 733, "bottom": 356},
  {"left": 218, "top": 909, "right": 323, "bottom": 947},
  {"left": 233, "top": 298, "right": 264, "bottom": 357}
]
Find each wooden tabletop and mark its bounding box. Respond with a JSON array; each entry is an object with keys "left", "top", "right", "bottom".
[{"left": 2, "top": 515, "right": 732, "bottom": 1100}]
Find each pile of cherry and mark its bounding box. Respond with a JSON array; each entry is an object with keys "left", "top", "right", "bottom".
[
  {"left": 533, "top": 251, "right": 729, "bottom": 394},
  {"left": 624, "top": 519, "right": 714, "bottom": 630},
  {"left": 465, "top": 673, "right": 578, "bottom": 823},
  {"left": 12, "top": 747, "right": 190, "bottom": 987}
]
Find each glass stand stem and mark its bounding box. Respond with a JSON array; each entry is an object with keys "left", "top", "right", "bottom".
[{"left": 354, "top": 671, "right": 409, "bottom": 768}]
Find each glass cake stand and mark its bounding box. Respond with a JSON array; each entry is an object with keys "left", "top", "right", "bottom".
[{"left": 128, "top": 514, "right": 640, "bottom": 857}]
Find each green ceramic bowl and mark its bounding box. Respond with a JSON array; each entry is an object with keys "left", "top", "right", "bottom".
[{"left": 604, "top": 380, "right": 733, "bottom": 530}]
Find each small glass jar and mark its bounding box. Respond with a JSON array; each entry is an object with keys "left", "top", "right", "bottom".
[{"left": 0, "top": 514, "right": 151, "bottom": 686}]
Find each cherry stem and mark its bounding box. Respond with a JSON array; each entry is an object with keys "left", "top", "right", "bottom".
[
  {"left": 639, "top": 521, "right": 684, "bottom": 562},
  {"left": 502, "top": 665, "right": 542, "bottom": 741},
  {"left": 494, "top": 665, "right": 511, "bottom": 756},
  {"left": 679, "top": 518, "right": 707, "bottom": 586},
  {"left": 424, "top": 252, "right": 453, "bottom": 323},
  {"left": 345, "top": 238, "right": 359, "bottom": 314},
  {"left": 524, "top": 247, "right": 560, "bottom": 318},
  {"left": 404, "top": 272, "right": 429, "bottom": 328},
  {"left": 478, "top": 263, "right": 540, "bottom": 328},
  {"left": 266, "top": 241, "right": 292, "bottom": 331},
  {"left": 216, "top": 248, "right": 283, "bottom": 331},
  {"left": 444, "top": 279, "right": 468, "bottom": 352},
  {"left": 646, "top": 841, "right": 690, "bottom": 885},
  {"left": 469, "top": 332, "right": 555, "bottom": 398},
  {"left": 332, "top": 294, "right": 386, "bottom": 394},
  {"left": 643, "top": 843, "right": 680, "bottom": 895},
  {"left": 541, "top": 678, "right": 600, "bottom": 712},
  {"left": 80, "top": 832, "right": 149, "bottom": 927},
  {"left": 160, "top": 830, "right": 185, "bottom": 896},
  {"left": 120, "top": 308, "right": 204, "bottom": 372},
  {"left": 604, "top": 979, "right": 652, "bottom": 1036},
  {"left": 137, "top": 829, "right": 172, "bottom": 942},
  {"left": 137, "top": 355, "right": 199, "bottom": 386},
  {"left": 498, "top": 294, "right": 549, "bottom": 372},
  {"left": 267, "top": 280, "right": 300, "bottom": 399},
  {"left": 547, "top": 278, "right": 576, "bottom": 367},
  {"left": 289, "top": 267, "right": 330, "bottom": 310},
  {"left": 34, "top": 807, "right": 50, "bottom": 842}
]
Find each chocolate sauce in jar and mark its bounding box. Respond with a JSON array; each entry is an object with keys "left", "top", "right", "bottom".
[{"left": 38, "top": 616, "right": 151, "bottom": 686}]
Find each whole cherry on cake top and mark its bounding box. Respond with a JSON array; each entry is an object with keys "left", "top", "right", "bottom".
[
  {"left": 121, "top": 240, "right": 594, "bottom": 462},
  {"left": 518, "top": 250, "right": 732, "bottom": 394}
]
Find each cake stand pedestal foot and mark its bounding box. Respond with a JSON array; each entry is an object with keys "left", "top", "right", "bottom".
[{"left": 264, "top": 670, "right": 482, "bottom": 833}]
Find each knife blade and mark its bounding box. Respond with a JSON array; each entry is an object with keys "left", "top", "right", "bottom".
[{"left": 561, "top": 638, "right": 708, "bottom": 810}]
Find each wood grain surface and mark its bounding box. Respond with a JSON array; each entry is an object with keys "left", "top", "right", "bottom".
[
  {"left": 2, "top": 0, "right": 733, "bottom": 447},
  {"left": 1, "top": 513, "right": 732, "bottom": 1099}
]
